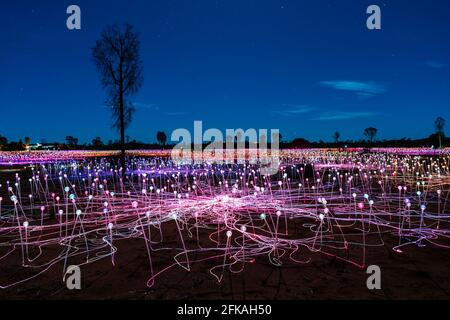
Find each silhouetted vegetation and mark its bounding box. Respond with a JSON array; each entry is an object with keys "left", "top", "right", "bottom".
[
  {"left": 0, "top": 133, "right": 447, "bottom": 151},
  {"left": 333, "top": 131, "right": 340, "bottom": 143},
  {"left": 0, "top": 135, "right": 7, "bottom": 149},
  {"left": 363, "top": 127, "right": 377, "bottom": 143},
  {"left": 91, "top": 137, "right": 104, "bottom": 149},
  {"left": 92, "top": 23, "right": 144, "bottom": 173},
  {"left": 0, "top": 117, "right": 446, "bottom": 151},
  {"left": 1, "top": 139, "right": 25, "bottom": 151},
  {"left": 65, "top": 136, "right": 79, "bottom": 149},
  {"left": 435, "top": 116, "right": 446, "bottom": 149},
  {"left": 156, "top": 131, "right": 167, "bottom": 147}
]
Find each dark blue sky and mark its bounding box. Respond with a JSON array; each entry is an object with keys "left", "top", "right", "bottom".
[{"left": 1, "top": 0, "right": 449, "bottom": 144}]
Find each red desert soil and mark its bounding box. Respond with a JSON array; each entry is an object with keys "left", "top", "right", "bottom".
[{"left": 1, "top": 223, "right": 450, "bottom": 300}]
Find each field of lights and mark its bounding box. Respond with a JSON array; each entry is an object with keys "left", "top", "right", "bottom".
[{"left": 0, "top": 148, "right": 449, "bottom": 299}]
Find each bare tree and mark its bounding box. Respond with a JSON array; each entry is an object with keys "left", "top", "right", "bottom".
[
  {"left": 435, "top": 116, "right": 445, "bottom": 148},
  {"left": 363, "top": 127, "right": 377, "bottom": 143},
  {"left": 92, "top": 24, "right": 144, "bottom": 175},
  {"left": 333, "top": 131, "right": 340, "bottom": 143}
]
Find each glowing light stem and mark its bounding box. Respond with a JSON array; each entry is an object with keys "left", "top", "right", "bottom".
[
  {"left": 14, "top": 200, "right": 26, "bottom": 265},
  {"left": 108, "top": 224, "right": 115, "bottom": 266},
  {"left": 174, "top": 216, "right": 190, "bottom": 270},
  {"left": 139, "top": 216, "right": 154, "bottom": 281}
]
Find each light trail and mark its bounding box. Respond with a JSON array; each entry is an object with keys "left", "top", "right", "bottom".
[{"left": 0, "top": 149, "right": 449, "bottom": 289}]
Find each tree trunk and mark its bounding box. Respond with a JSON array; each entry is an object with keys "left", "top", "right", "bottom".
[{"left": 119, "top": 62, "right": 126, "bottom": 178}]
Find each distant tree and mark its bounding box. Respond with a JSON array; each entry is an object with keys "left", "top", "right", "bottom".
[
  {"left": 92, "top": 24, "right": 144, "bottom": 175},
  {"left": 24, "top": 137, "right": 31, "bottom": 147},
  {"left": 333, "top": 131, "right": 340, "bottom": 143},
  {"left": 65, "top": 136, "right": 79, "bottom": 148},
  {"left": 0, "top": 135, "right": 8, "bottom": 149},
  {"left": 92, "top": 137, "right": 104, "bottom": 149},
  {"left": 156, "top": 131, "right": 167, "bottom": 147},
  {"left": 363, "top": 127, "right": 377, "bottom": 143},
  {"left": 2, "top": 140, "right": 25, "bottom": 151},
  {"left": 435, "top": 116, "right": 446, "bottom": 148}
]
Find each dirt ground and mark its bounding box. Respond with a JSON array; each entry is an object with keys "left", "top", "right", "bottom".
[{"left": 1, "top": 225, "right": 450, "bottom": 300}]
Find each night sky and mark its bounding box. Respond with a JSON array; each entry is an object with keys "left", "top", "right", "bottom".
[{"left": 1, "top": 0, "right": 449, "bottom": 144}]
